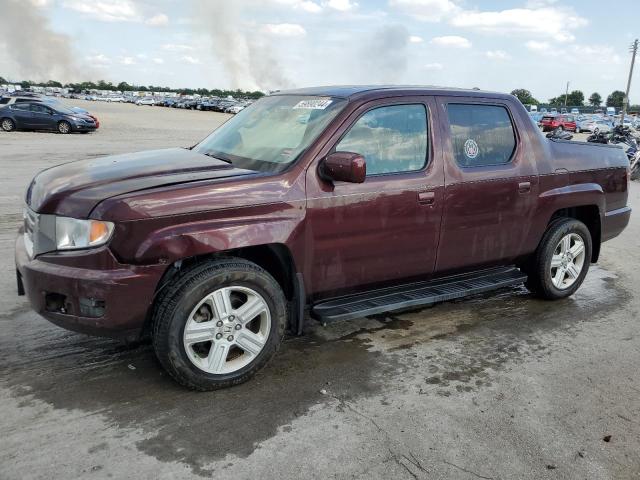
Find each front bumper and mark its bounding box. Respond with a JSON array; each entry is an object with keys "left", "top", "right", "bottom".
[
  {"left": 71, "top": 122, "right": 97, "bottom": 132},
  {"left": 15, "top": 234, "right": 166, "bottom": 340}
]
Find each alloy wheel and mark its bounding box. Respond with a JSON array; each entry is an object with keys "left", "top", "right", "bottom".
[
  {"left": 183, "top": 286, "right": 271, "bottom": 374},
  {"left": 550, "top": 233, "right": 586, "bottom": 289},
  {"left": 1, "top": 119, "right": 14, "bottom": 131}
]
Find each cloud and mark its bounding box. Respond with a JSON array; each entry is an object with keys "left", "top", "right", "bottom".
[
  {"left": 423, "top": 62, "right": 443, "bottom": 70},
  {"left": 389, "top": 0, "right": 459, "bottom": 22},
  {"left": 146, "top": 13, "right": 169, "bottom": 26},
  {"left": 268, "top": 0, "right": 323, "bottom": 13},
  {"left": 430, "top": 35, "right": 471, "bottom": 48},
  {"left": 324, "top": 0, "right": 358, "bottom": 11},
  {"left": 120, "top": 56, "right": 135, "bottom": 65},
  {"left": 451, "top": 7, "right": 587, "bottom": 42},
  {"left": 61, "top": 0, "right": 141, "bottom": 22},
  {"left": 409, "top": 35, "right": 423, "bottom": 43},
  {"left": 161, "top": 43, "right": 195, "bottom": 52},
  {"left": 153, "top": 58, "right": 165, "bottom": 64},
  {"left": 525, "top": 40, "right": 622, "bottom": 64},
  {"left": 261, "top": 23, "right": 307, "bottom": 37},
  {"left": 86, "top": 53, "right": 112, "bottom": 65},
  {"left": 485, "top": 49, "right": 510, "bottom": 60},
  {"left": 181, "top": 55, "right": 202, "bottom": 65}
]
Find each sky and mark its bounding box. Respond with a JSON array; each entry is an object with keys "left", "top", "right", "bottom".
[{"left": 0, "top": 0, "right": 638, "bottom": 102}]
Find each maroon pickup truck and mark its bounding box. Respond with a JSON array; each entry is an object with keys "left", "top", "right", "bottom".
[{"left": 15, "top": 86, "right": 631, "bottom": 390}]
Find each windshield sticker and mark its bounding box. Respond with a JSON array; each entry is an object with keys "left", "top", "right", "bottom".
[
  {"left": 293, "top": 99, "right": 333, "bottom": 110},
  {"left": 464, "top": 139, "right": 479, "bottom": 159}
]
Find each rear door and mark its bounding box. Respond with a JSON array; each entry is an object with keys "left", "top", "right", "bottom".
[
  {"left": 434, "top": 97, "right": 539, "bottom": 273},
  {"left": 9, "top": 104, "right": 33, "bottom": 127}
]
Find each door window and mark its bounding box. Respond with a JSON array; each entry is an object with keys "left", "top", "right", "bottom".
[
  {"left": 336, "top": 104, "right": 428, "bottom": 175},
  {"left": 30, "top": 104, "right": 49, "bottom": 114},
  {"left": 10, "top": 104, "right": 30, "bottom": 111},
  {"left": 446, "top": 104, "right": 516, "bottom": 167}
]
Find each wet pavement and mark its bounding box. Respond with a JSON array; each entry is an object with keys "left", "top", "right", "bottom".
[{"left": 1, "top": 102, "right": 639, "bottom": 479}]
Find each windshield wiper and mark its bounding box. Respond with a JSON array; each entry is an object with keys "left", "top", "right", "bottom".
[{"left": 201, "top": 152, "right": 233, "bottom": 164}]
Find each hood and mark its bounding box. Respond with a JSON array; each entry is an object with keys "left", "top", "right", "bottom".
[{"left": 26, "top": 148, "right": 256, "bottom": 217}]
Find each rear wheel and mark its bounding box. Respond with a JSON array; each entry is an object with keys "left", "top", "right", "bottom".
[
  {"left": 152, "top": 258, "right": 287, "bottom": 391},
  {"left": 525, "top": 218, "right": 591, "bottom": 299},
  {"left": 1, "top": 118, "right": 15, "bottom": 132},
  {"left": 57, "top": 121, "right": 71, "bottom": 134}
]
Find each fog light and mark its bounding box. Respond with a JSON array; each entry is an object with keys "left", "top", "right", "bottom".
[
  {"left": 79, "top": 297, "right": 105, "bottom": 318},
  {"left": 45, "top": 293, "right": 67, "bottom": 313}
]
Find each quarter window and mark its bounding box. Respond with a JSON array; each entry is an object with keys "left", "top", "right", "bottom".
[
  {"left": 446, "top": 104, "right": 516, "bottom": 167},
  {"left": 336, "top": 104, "right": 428, "bottom": 175}
]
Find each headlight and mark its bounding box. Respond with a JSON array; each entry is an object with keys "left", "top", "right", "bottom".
[{"left": 55, "top": 217, "right": 114, "bottom": 250}]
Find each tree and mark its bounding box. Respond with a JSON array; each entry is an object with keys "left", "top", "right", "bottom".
[
  {"left": 510, "top": 88, "right": 538, "bottom": 105},
  {"left": 588, "top": 92, "right": 602, "bottom": 107},
  {"left": 548, "top": 90, "right": 584, "bottom": 107},
  {"left": 565, "top": 90, "right": 584, "bottom": 106},
  {"left": 606, "top": 90, "right": 626, "bottom": 109}
]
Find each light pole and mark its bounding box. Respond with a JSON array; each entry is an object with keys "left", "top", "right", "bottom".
[
  {"left": 564, "top": 81, "right": 570, "bottom": 108},
  {"left": 621, "top": 39, "right": 638, "bottom": 126}
]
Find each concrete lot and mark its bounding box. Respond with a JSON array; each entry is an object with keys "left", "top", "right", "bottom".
[{"left": 1, "top": 100, "right": 639, "bottom": 479}]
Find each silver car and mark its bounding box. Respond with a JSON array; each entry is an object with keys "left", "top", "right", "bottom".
[{"left": 580, "top": 119, "right": 612, "bottom": 134}]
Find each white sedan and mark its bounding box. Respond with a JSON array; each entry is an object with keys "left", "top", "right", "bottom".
[{"left": 135, "top": 98, "right": 156, "bottom": 106}]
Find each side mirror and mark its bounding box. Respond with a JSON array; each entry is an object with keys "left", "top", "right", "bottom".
[{"left": 320, "top": 152, "right": 366, "bottom": 184}]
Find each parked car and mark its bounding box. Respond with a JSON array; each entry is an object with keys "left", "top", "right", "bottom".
[
  {"left": 540, "top": 114, "right": 577, "bottom": 132},
  {"left": 135, "top": 98, "right": 156, "bottom": 106},
  {"left": 579, "top": 119, "right": 612, "bottom": 134},
  {"left": 106, "top": 96, "right": 125, "bottom": 103},
  {"left": 570, "top": 108, "right": 579, "bottom": 115},
  {"left": 15, "top": 86, "right": 630, "bottom": 390},
  {"left": 1, "top": 102, "right": 97, "bottom": 133}
]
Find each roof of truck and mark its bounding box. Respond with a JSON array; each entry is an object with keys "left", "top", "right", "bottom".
[{"left": 272, "top": 85, "right": 512, "bottom": 100}]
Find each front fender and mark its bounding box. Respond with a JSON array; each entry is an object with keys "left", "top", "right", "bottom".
[{"left": 109, "top": 202, "right": 306, "bottom": 265}]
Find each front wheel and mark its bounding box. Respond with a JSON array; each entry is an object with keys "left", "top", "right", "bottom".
[
  {"left": 57, "top": 121, "right": 71, "bottom": 134},
  {"left": 525, "top": 218, "right": 591, "bottom": 299},
  {"left": 152, "top": 258, "right": 287, "bottom": 391}
]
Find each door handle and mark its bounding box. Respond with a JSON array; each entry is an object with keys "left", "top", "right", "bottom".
[
  {"left": 418, "top": 191, "right": 435, "bottom": 205},
  {"left": 518, "top": 182, "right": 531, "bottom": 194}
]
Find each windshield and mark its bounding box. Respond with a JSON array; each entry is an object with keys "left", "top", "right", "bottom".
[{"left": 193, "top": 95, "right": 347, "bottom": 173}]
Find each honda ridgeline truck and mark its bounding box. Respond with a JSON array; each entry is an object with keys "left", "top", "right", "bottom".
[{"left": 16, "top": 86, "right": 631, "bottom": 390}]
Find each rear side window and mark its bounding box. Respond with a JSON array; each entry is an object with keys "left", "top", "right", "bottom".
[
  {"left": 10, "top": 104, "right": 29, "bottom": 111},
  {"left": 0, "top": 98, "right": 9, "bottom": 104},
  {"left": 446, "top": 104, "right": 516, "bottom": 167},
  {"left": 336, "top": 104, "right": 428, "bottom": 175}
]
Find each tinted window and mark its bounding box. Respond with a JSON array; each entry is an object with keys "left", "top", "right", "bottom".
[
  {"left": 10, "top": 104, "right": 30, "bottom": 111},
  {"left": 16, "top": 98, "right": 30, "bottom": 103},
  {"left": 30, "top": 104, "right": 50, "bottom": 113},
  {"left": 0, "top": 98, "right": 9, "bottom": 104},
  {"left": 336, "top": 104, "right": 427, "bottom": 175},
  {"left": 446, "top": 104, "right": 516, "bottom": 167}
]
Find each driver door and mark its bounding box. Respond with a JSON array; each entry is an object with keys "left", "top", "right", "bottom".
[{"left": 304, "top": 97, "right": 444, "bottom": 298}]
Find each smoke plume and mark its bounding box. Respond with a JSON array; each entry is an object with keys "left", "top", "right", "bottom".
[
  {"left": 0, "top": 0, "right": 81, "bottom": 82},
  {"left": 193, "top": 0, "right": 294, "bottom": 92},
  {"left": 358, "top": 24, "right": 410, "bottom": 84}
]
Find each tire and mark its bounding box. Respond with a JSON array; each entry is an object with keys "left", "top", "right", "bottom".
[
  {"left": 525, "top": 218, "right": 592, "bottom": 299},
  {"left": 1, "top": 118, "right": 15, "bottom": 132},
  {"left": 631, "top": 162, "right": 640, "bottom": 181},
  {"left": 152, "top": 258, "right": 287, "bottom": 391},
  {"left": 57, "top": 121, "right": 71, "bottom": 134}
]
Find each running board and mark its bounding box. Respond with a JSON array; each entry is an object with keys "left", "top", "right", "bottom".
[{"left": 312, "top": 266, "right": 527, "bottom": 323}]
